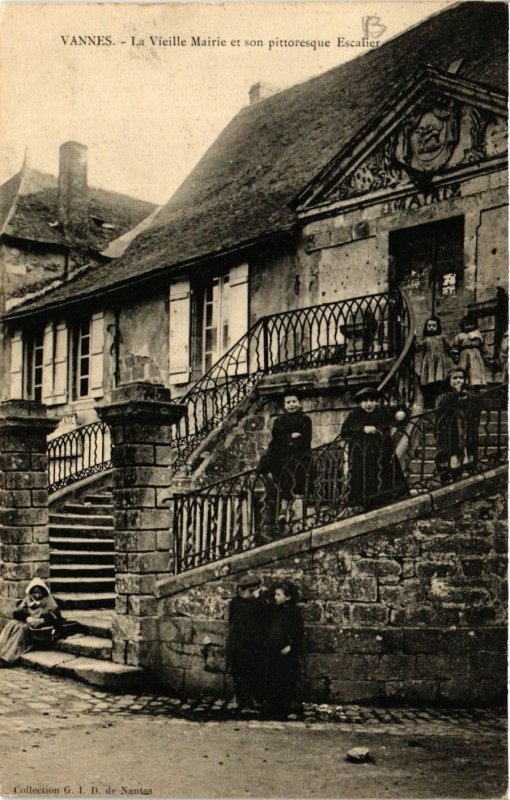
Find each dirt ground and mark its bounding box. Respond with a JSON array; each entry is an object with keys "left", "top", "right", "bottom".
[{"left": 1, "top": 712, "right": 507, "bottom": 799}]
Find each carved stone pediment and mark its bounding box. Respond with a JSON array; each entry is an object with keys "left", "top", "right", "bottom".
[{"left": 295, "top": 67, "right": 507, "bottom": 212}]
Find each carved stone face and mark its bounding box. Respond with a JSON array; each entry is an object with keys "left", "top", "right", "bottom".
[{"left": 409, "top": 109, "right": 454, "bottom": 172}]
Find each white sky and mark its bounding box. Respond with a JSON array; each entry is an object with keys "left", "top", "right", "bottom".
[{"left": 0, "top": 1, "right": 456, "bottom": 205}]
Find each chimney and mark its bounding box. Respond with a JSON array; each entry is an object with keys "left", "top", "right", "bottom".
[
  {"left": 249, "top": 81, "right": 280, "bottom": 105},
  {"left": 58, "top": 141, "right": 89, "bottom": 241}
]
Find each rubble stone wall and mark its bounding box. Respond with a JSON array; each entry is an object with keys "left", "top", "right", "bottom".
[{"left": 157, "top": 471, "right": 507, "bottom": 705}]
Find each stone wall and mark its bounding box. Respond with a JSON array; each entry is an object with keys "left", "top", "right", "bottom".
[{"left": 156, "top": 470, "right": 507, "bottom": 705}]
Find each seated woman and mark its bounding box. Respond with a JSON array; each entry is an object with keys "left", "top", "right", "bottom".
[{"left": 0, "top": 577, "right": 63, "bottom": 666}]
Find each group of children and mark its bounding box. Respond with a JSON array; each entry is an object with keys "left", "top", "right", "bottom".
[
  {"left": 226, "top": 577, "right": 304, "bottom": 719},
  {"left": 417, "top": 314, "right": 489, "bottom": 408},
  {"left": 255, "top": 312, "right": 496, "bottom": 518}
]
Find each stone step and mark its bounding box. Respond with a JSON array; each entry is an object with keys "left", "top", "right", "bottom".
[
  {"left": 50, "top": 512, "right": 114, "bottom": 527},
  {"left": 51, "top": 549, "right": 115, "bottom": 564},
  {"left": 51, "top": 577, "right": 115, "bottom": 593},
  {"left": 54, "top": 592, "right": 116, "bottom": 610},
  {"left": 85, "top": 494, "right": 114, "bottom": 505},
  {"left": 20, "top": 651, "right": 144, "bottom": 691},
  {"left": 51, "top": 564, "right": 115, "bottom": 577},
  {"left": 63, "top": 610, "right": 113, "bottom": 639},
  {"left": 64, "top": 503, "right": 114, "bottom": 516},
  {"left": 49, "top": 536, "right": 114, "bottom": 552},
  {"left": 58, "top": 634, "right": 113, "bottom": 660},
  {"left": 49, "top": 524, "right": 114, "bottom": 539}
]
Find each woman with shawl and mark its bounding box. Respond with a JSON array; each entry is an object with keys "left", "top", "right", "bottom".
[
  {"left": 341, "top": 387, "right": 408, "bottom": 510},
  {"left": 0, "top": 577, "right": 63, "bottom": 666}
]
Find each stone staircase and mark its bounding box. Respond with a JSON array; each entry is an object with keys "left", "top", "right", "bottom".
[
  {"left": 408, "top": 406, "right": 508, "bottom": 481},
  {"left": 21, "top": 491, "right": 144, "bottom": 691},
  {"left": 49, "top": 492, "right": 116, "bottom": 611},
  {"left": 20, "top": 608, "right": 143, "bottom": 691}
]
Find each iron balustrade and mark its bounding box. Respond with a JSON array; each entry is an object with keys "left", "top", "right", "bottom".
[
  {"left": 45, "top": 291, "right": 412, "bottom": 489},
  {"left": 47, "top": 421, "right": 112, "bottom": 493},
  {"left": 172, "top": 384, "right": 507, "bottom": 573},
  {"left": 171, "top": 290, "right": 411, "bottom": 469}
]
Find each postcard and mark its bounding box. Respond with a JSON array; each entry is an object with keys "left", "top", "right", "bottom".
[{"left": 0, "top": 1, "right": 507, "bottom": 798}]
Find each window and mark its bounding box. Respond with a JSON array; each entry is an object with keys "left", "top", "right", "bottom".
[
  {"left": 31, "top": 329, "right": 44, "bottom": 402},
  {"left": 389, "top": 217, "right": 465, "bottom": 336},
  {"left": 72, "top": 313, "right": 104, "bottom": 400},
  {"left": 76, "top": 318, "right": 91, "bottom": 398},
  {"left": 203, "top": 275, "right": 230, "bottom": 371},
  {"left": 168, "top": 265, "right": 248, "bottom": 386}
]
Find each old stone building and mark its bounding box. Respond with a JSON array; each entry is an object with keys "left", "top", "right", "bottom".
[
  {"left": 0, "top": 2, "right": 507, "bottom": 703},
  {"left": 0, "top": 142, "right": 156, "bottom": 403}
]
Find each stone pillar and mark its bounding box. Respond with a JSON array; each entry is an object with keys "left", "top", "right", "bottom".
[
  {"left": 97, "top": 382, "right": 185, "bottom": 668},
  {"left": 0, "top": 400, "right": 58, "bottom": 625}
]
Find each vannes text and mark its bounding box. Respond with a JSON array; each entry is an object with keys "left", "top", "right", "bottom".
[{"left": 60, "top": 35, "right": 230, "bottom": 47}]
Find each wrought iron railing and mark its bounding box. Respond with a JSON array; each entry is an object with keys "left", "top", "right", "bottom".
[
  {"left": 45, "top": 291, "right": 411, "bottom": 490},
  {"left": 48, "top": 421, "right": 112, "bottom": 493},
  {"left": 172, "top": 384, "right": 507, "bottom": 573},
  {"left": 377, "top": 288, "right": 417, "bottom": 410},
  {"left": 171, "top": 290, "right": 411, "bottom": 469}
]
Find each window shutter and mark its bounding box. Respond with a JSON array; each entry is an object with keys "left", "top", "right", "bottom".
[
  {"left": 10, "top": 330, "right": 23, "bottom": 399},
  {"left": 89, "top": 311, "right": 104, "bottom": 398},
  {"left": 52, "top": 322, "right": 68, "bottom": 405},
  {"left": 228, "top": 263, "right": 249, "bottom": 372},
  {"left": 42, "top": 322, "right": 54, "bottom": 402},
  {"left": 169, "top": 279, "right": 191, "bottom": 384}
]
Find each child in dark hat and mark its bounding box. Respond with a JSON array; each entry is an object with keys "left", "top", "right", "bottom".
[
  {"left": 225, "top": 576, "right": 268, "bottom": 712},
  {"left": 340, "top": 387, "right": 408, "bottom": 510}
]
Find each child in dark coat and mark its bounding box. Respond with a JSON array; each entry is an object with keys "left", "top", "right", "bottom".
[
  {"left": 258, "top": 393, "right": 312, "bottom": 526},
  {"left": 264, "top": 582, "right": 304, "bottom": 719},
  {"left": 226, "top": 577, "right": 268, "bottom": 712},
  {"left": 434, "top": 368, "right": 480, "bottom": 483}
]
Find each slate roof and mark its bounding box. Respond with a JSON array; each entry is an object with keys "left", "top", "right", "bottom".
[
  {"left": 5, "top": 1, "right": 508, "bottom": 320},
  {"left": 0, "top": 165, "right": 156, "bottom": 251}
]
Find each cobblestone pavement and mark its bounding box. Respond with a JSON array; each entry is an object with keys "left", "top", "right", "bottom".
[{"left": 0, "top": 666, "right": 506, "bottom": 734}]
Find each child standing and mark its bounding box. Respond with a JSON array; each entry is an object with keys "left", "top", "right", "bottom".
[
  {"left": 435, "top": 368, "right": 479, "bottom": 483},
  {"left": 225, "top": 577, "right": 267, "bottom": 712},
  {"left": 264, "top": 582, "right": 304, "bottom": 720},
  {"left": 451, "top": 317, "right": 488, "bottom": 389},
  {"left": 417, "top": 316, "right": 452, "bottom": 408},
  {"left": 258, "top": 393, "right": 312, "bottom": 526}
]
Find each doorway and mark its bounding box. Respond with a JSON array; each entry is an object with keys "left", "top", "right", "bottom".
[{"left": 389, "top": 217, "right": 465, "bottom": 339}]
